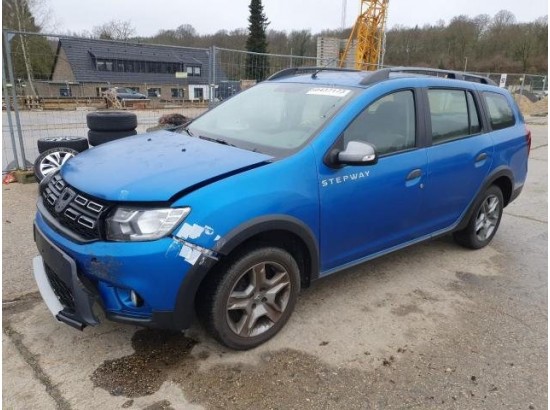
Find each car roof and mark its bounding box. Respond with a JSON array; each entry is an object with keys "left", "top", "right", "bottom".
[{"left": 267, "top": 67, "right": 498, "bottom": 90}]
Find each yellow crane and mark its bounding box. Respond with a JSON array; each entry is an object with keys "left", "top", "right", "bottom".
[{"left": 339, "top": 0, "right": 389, "bottom": 71}]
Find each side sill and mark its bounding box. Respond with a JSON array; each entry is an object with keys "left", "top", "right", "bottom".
[{"left": 319, "top": 224, "right": 456, "bottom": 278}]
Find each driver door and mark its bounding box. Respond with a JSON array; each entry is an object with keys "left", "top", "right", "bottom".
[{"left": 318, "top": 89, "right": 428, "bottom": 273}]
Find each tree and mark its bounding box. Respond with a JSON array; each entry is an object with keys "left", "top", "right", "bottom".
[
  {"left": 92, "top": 19, "right": 136, "bottom": 40},
  {"left": 3, "top": 0, "right": 55, "bottom": 96},
  {"left": 245, "top": 0, "right": 269, "bottom": 81}
]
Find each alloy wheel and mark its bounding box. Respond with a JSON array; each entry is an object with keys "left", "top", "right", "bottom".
[
  {"left": 39, "top": 150, "right": 76, "bottom": 178},
  {"left": 474, "top": 194, "right": 500, "bottom": 242},
  {"left": 225, "top": 261, "right": 291, "bottom": 338}
]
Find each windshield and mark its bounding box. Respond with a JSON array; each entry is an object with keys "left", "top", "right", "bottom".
[{"left": 188, "top": 82, "right": 356, "bottom": 157}]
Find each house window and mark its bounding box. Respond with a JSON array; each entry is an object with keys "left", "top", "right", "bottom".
[
  {"left": 171, "top": 88, "right": 184, "bottom": 98},
  {"left": 186, "top": 65, "right": 202, "bottom": 77},
  {"left": 59, "top": 87, "right": 72, "bottom": 97},
  {"left": 194, "top": 88, "right": 204, "bottom": 99},
  {"left": 148, "top": 88, "right": 161, "bottom": 98},
  {"left": 96, "top": 60, "right": 106, "bottom": 71}
]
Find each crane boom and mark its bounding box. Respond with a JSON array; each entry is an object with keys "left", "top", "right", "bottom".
[{"left": 340, "top": 0, "right": 389, "bottom": 70}]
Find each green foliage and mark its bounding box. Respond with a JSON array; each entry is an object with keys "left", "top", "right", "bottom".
[
  {"left": 384, "top": 11, "right": 547, "bottom": 74},
  {"left": 3, "top": 0, "right": 55, "bottom": 86},
  {"left": 245, "top": 0, "right": 269, "bottom": 81}
]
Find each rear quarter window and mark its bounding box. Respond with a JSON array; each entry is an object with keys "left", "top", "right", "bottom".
[{"left": 482, "top": 92, "right": 516, "bottom": 130}]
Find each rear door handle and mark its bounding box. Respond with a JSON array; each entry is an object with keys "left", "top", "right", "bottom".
[
  {"left": 406, "top": 169, "right": 422, "bottom": 181},
  {"left": 476, "top": 152, "right": 488, "bottom": 162}
]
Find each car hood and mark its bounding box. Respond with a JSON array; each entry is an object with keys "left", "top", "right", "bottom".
[{"left": 61, "top": 131, "right": 273, "bottom": 202}]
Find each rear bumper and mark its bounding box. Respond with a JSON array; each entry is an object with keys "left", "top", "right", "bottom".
[{"left": 508, "top": 184, "right": 524, "bottom": 205}]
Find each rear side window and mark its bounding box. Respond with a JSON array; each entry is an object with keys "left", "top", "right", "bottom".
[
  {"left": 483, "top": 92, "right": 516, "bottom": 130},
  {"left": 428, "top": 89, "right": 480, "bottom": 144}
]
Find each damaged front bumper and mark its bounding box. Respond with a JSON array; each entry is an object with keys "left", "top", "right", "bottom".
[
  {"left": 33, "top": 211, "right": 218, "bottom": 331},
  {"left": 33, "top": 223, "right": 99, "bottom": 330}
]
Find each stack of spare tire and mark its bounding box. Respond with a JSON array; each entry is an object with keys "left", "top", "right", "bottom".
[
  {"left": 87, "top": 111, "right": 138, "bottom": 146},
  {"left": 34, "top": 136, "right": 89, "bottom": 181}
]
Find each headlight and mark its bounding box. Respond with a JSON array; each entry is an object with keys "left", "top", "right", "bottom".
[{"left": 106, "top": 207, "right": 190, "bottom": 241}]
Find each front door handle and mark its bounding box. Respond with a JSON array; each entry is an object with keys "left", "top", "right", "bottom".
[{"left": 406, "top": 169, "right": 422, "bottom": 181}]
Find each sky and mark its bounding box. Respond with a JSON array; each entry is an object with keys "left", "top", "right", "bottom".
[{"left": 46, "top": 0, "right": 548, "bottom": 37}]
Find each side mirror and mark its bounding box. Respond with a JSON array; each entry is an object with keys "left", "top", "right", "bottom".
[{"left": 337, "top": 141, "right": 377, "bottom": 166}]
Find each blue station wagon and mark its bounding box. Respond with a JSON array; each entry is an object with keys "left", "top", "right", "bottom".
[{"left": 33, "top": 67, "right": 530, "bottom": 349}]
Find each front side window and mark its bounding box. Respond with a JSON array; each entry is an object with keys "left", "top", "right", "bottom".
[
  {"left": 343, "top": 90, "right": 416, "bottom": 155},
  {"left": 189, "top": 83, "right": 357, "bottom": 157},
  {"left": 428, "top": 89, "right": 480, "bottom": 144},
  {"left": 483, "top": 92, "right": 515, "bottom": 130}
]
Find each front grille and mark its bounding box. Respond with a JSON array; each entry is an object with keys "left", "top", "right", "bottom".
[
  {"left": 41, "top": 174, "right": 110, "bottom": 240},
  {"left": 44, "top": 264, "right": 75, "bottom": 310}
]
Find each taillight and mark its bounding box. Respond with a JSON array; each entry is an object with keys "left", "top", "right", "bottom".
[{"left": 525, "top": 126, "right": 532, "bottom": 156}]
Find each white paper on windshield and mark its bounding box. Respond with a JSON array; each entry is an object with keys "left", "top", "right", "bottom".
[{"left": 307, "top": 88, "right": 350, "bottom": 97}]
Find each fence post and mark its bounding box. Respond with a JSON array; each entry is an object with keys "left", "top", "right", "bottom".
[
  {"left": 3, "top": 30, "right": 28, "bottom": 169},
  {"left": 208, "top": 46, "right": 217, "bottom": 109},
  {"left": 2, "top": 54, "right": 21, "bottom": 170}
]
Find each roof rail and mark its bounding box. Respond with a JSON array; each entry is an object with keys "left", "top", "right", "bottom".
[
  {"left": 360, "top": 67, "right": 497, "bottom": 86},
  {"left": 268, "top": 67, "right": 360, "bottom": 81}
]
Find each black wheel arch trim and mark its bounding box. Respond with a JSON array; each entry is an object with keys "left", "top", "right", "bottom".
[
  {"left": 213, "top": 215, "right": 320, "bottom": 283},
  {"left": 456, "top": 167, "right": 514, "bottom": 231},
  {"left": 171, "top": 215, "right": 320, "bottom": 330}
]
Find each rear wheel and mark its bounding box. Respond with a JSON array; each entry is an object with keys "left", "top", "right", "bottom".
[
  {"left": 197, "top": 247, "right": 300, "bottom": 350},
  {"left": 453, "top": 185, "right": 504, "bottom": 249}
]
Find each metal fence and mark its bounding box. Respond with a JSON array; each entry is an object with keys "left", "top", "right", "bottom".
[{"left": 2, "top": 30, "right": 548, "bottom": 171}]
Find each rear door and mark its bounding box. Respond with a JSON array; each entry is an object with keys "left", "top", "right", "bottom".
[{"left": 422, "top": 88, "right": 494, "bottom": 232}]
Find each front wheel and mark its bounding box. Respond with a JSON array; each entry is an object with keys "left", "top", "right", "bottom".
[
  {"left": 197, "top": 247, "right": 301, "bottom": 350},
  {"left": 453, "top": 185, "right": 504, "bottom": 249}
]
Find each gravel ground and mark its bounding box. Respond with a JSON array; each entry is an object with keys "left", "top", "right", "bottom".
[{"left": 2, "top": 123, "right": 547, "bottom": 409}]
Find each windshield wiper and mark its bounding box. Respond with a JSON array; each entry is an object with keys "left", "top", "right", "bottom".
[
  {"left": 198, "top": 135, "right": 236, "bottom": 147},
  {"left": 179, "top": 126, "right": 194, "bottom": 137}
]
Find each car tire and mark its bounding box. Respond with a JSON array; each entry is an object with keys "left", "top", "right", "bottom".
[
  {"left": 453, "top": 185, "right": 504, "bottom": 249},
  {"left": 88, "top": 129, "right": 137, "bottom": 146},
  {"left": 86, "top": 111, "right": 137, "bottom": 132},
  {"left": 33, "top": 147, "right": 78, "bottom": 182},
  {"left": 37, "top": 136, "right": 89, "bottom": 154},
  {"left": 197, "top": 246, "right": 301, "bottom": 350}
]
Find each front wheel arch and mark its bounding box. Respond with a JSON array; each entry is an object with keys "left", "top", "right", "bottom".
[{"left": 172, "top": 217, "right": 319, "bottom": 331}]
